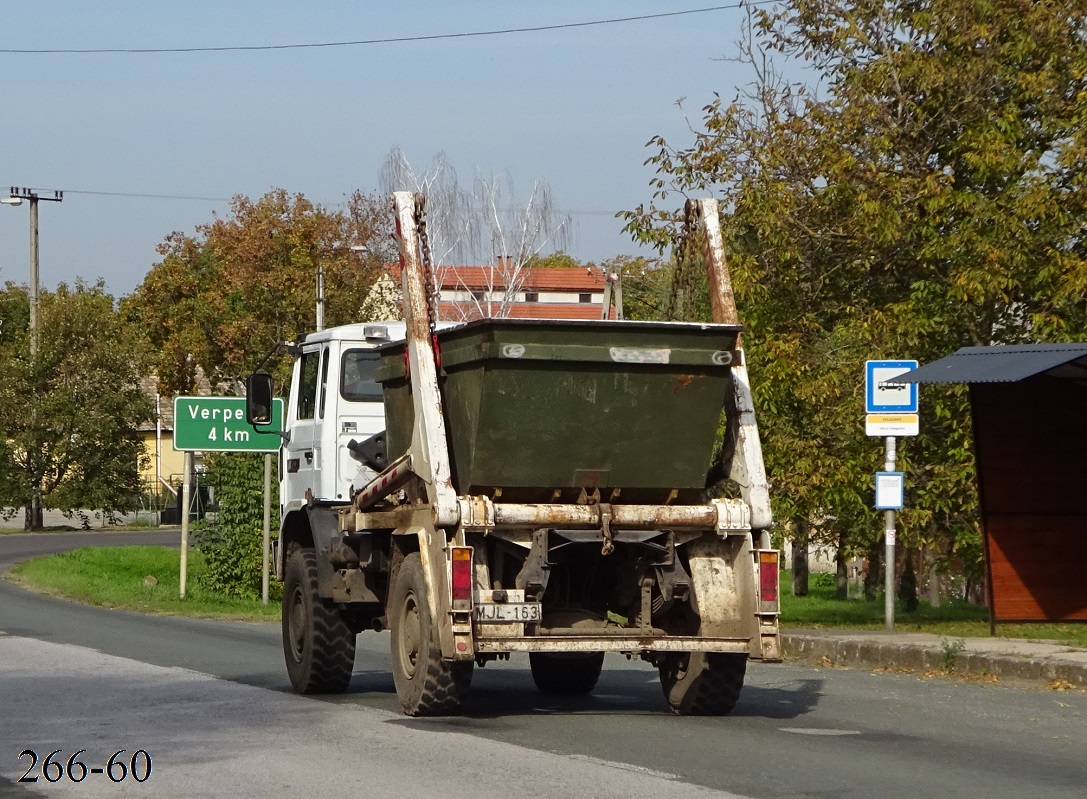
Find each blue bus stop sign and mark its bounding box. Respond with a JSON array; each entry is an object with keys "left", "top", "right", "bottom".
[{"left": 865, "top": 360, "right": 918, "bottom": 414}]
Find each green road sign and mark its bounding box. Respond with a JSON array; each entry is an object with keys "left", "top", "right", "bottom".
[{"left": 173, "top": 396, "right": 284, "bottom": 452}]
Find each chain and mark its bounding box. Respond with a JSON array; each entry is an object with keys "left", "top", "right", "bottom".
[
  {"left": 413, "top": 193, "right": 440, "bottom": 334},
  {"left": 666, "top": 201, "right": 699, "bottom": 322}
]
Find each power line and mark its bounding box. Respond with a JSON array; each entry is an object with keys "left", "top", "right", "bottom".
[
  {"left": 0, "top": 3, "right": 773, "bottom": 55},
  {"left": 0, "top": 186, "right": 230, "bottom": 202},
  {"left": 2, "top": 185, "right": 627, "bottom": 216},
  {"left": 63, "top": 189, "right": 230, "bottom": 202}
]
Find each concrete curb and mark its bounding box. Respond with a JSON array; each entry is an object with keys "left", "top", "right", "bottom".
[{"left": 781, "top": 631, "right": 1087, "bottom": 688}]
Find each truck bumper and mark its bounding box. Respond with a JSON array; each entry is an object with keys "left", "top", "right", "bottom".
[{"left": 474, "top": 635, "right": 779, "bottom": 660}]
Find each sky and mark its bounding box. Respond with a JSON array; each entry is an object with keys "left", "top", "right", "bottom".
[{"left": 0, "top": 2, "right": 766, "bottom": 299}]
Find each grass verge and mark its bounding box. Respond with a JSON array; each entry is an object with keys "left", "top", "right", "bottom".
[
  {"left": 780, "top": 572, "right": 1087, "bottom": 647},
  {"left": 8, "top": 547, "right": 1086, "bottom": 646},
  {"left": 7, "top": 546, "right": 279, "bottom": 622}
]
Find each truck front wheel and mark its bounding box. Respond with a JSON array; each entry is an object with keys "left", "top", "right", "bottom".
[
  {"left": 658, "top": 652, "right": 746, "bottom": 715},
  {"left": 282, "top": 545, "right": 356, "bottom": 694},
  {"left": 389, "top": 552, "right": 473, "bottom": 716},
  {"left": 529, "top": 652, "right": 605, "bottom": 696}
]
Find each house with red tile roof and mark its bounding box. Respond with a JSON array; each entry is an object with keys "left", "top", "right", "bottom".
[{"left": 431, "top": 258, "right": 613, "bottom": 321}]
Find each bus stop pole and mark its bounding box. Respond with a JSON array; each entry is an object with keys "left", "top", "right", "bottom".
[{"left": 884, "top": 436, "right": 897, "bottom": 631}]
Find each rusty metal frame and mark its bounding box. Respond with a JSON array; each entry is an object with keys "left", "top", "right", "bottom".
[
  {"left": 687, "top": 197, "right": 773, "bottom": 532},
  {"left": 488, "top": 500, "right": 749, "bottom": 532},
  {"left": 391, "top": 191, "right": 459, "bottom": 528},
  {"left": 348, "top": 499, "right": 751, "bottom": 538}
]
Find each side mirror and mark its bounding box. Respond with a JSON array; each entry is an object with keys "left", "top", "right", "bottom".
[{"left": 246, "top": 373, "right": 274, "bottom": 425}]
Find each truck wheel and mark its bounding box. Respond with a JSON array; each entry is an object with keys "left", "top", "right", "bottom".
[
  {"left": 529, "top": 652, "right": 605, "bottom": 696},
  {"left": 282, "top": 545, "right": 356, "bottom": 694},
  {"left": 389, "top": 552, "right": 473, "bottom": 716},
  {"left": 658, "top": 652, "right": 746, "bottom": 715}
]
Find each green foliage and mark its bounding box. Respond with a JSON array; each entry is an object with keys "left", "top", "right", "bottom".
[
  {"left": 940, "top": 638, "right": 967, "bottom": 671},
  {"left": 0, "top": 281, "right": 153, "bottom": 527},
  {"left": 123, "top": 189, "right": 392, "bottom": 395},
  {"left": 196, "top": 453, "right": 279, "bottom": 600},
  {"left": 599, "top": 254, "right": 673, "bottom": 321},
  {"left": 524, "top": 251, "right": 582, "bottom": 270},
  {"left": 780, "top": 568, "right": 988, "bottom": 626},
  {"left": 623, "top": 0, "right": 1087, "bottom": 581}
]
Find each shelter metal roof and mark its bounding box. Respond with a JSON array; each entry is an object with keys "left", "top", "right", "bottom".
[{"left": 893, "top": 344, "right": 1087, "bottom": 385}]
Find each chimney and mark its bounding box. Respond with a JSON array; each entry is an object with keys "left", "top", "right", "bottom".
[{"left": 497, "top": 255, "right": 512, "bottom": 271}]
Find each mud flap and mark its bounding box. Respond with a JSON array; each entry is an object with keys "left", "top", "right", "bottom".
[{"left": 685, "top": 532, "right": 761, "bottom": 653}]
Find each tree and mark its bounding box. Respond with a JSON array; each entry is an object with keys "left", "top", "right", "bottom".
[
  {"left": 524, "top": 252, "right": 582, "bottom": 270},
  {"left": 380, "top": 148, "right": 572, "bottom": 320},
  {"left": 196, "top": 452, "right": 279, "bottom": 599},
  {"left": 624, "top": 0, "right": 1087, "bottom": 593},
  {"left": 124, "top": 189, "right": 391, "bottom": 395},
  {"left": 0, "top": 281, "right": 153, "bottom": 529},
  {"left": 595, "top": 254, "right": 671, "bottom": 322}
]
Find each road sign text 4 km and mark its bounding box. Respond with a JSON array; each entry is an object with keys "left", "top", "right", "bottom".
[{"left": 173, "top": 396, "right": 284, "bottom": 453}]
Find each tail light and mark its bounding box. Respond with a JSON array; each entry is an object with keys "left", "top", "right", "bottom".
[
  {"left": 450, "top": 546, "right": 473, "bottom": 611},
  {"left": 757, "top": 550, "right": 780, "bottom": 613}
]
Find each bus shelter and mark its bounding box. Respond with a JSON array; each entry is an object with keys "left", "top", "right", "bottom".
[{"left": 897, "top": 344, "right": 1087, "bottom": 626}]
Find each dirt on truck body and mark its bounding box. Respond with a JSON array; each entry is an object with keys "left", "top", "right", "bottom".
[{"left": 247, "top": 192, "right": 780, "bottom": 716}]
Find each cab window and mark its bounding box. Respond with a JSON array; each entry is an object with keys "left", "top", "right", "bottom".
[
  {"left": 341, "top": 350, "right": 382, "bottom": 402},
  {"left": 296, "top": 349, "right": 321, "bottom": 420}
]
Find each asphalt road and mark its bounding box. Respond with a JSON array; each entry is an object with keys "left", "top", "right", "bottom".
[{"left": 2, "top": 532, "right": 1085, "bottom": 798}]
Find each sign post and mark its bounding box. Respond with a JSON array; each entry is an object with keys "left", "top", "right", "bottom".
[
  {"left": 180, "top": 451, "right": 191, "bottom": 599},
  {"left": 881, "top": 438, "right": 898, "bottom": 630},
  {"left": 262, "top": 453, "right": 272, "bottom": 605},
  {"left": 865, "top": 361, "right": 918, "bottom": 631},
  {"left": 173, "top": 397, "right": 284, "bottom": 599}
]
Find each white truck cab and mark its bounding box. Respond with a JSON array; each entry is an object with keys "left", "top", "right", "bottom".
[{"left": 282, "top": 322, "right": 404, "bottom": 507}]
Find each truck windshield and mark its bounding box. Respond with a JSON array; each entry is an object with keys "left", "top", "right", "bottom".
[{"left": 341, "top": 349, "right": 382, "bottom": 402}]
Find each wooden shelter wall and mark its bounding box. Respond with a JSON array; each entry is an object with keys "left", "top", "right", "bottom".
[{"left": 972, "top": 380, "right": 1087, "bottom": 622}]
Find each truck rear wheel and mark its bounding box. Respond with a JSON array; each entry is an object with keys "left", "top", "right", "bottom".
[
  {"left": 658, "top": 652, "right": 746, "bottom": 715},
  {"left": 282, "top": 545, "right": 356, "bottom": 694},
  {"left": 389, "top": 552, "right": 472, "bottom": 716},
  {"left": 529, "top": 652, "right": 605, "bottom": 696}
]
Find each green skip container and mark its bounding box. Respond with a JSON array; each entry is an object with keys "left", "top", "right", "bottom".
[{"left": 375, "top": 318, "right": 741, "bottom": 504}]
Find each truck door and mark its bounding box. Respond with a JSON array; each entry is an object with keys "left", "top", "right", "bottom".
[
  {"left": 335, "top": 347, "right": 387, "bottom": 498},
  {"left": 284, "top": 344, "right": 324, "bottom": 503}
]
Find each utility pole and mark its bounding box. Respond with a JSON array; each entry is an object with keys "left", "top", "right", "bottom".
[
  {"left": 601, "top": 265, "right": 624, "bottom": 320},
  {"left": 8, "top": 187, "right": 64, "bottom": 359},
  {"left": 5, "top": 187, "right": 63, "bottom": 529},
  {"left": 315, "top": 263, "right": 325, "bottom": 332}
]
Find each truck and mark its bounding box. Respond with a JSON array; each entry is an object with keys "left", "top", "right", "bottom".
[{"left": 246, "top": 191, "right": 780, "bottom": 716}]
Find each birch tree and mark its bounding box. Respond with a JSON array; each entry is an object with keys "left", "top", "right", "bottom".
[{"left": 380, "top": 147, "right": 572, "bottom": 320}]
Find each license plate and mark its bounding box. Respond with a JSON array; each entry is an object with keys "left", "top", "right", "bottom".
[{"left": 473, "top": 602, "right": 541, "bottom": 623}]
